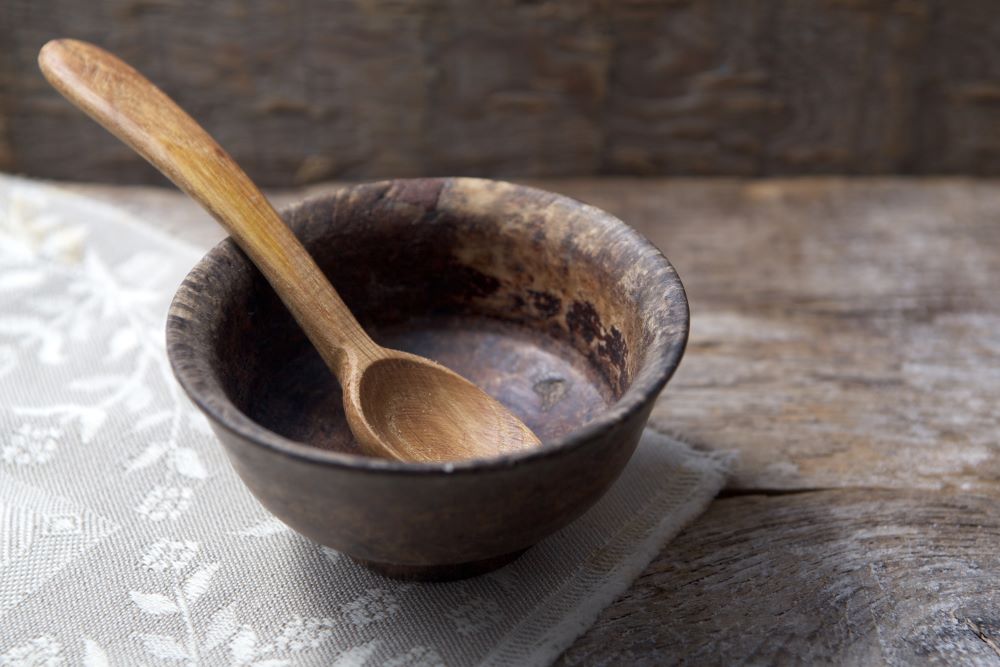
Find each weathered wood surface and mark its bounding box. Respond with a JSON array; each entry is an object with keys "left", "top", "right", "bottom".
[
  {"left": 562, "top": 178, "right": 1000, "bottom": 494},
  {"left": 559, "top": 489, "right": 1000, "bottom": 666},
  {"left": 55, "top": 177, "right": 1000, "bottom": 663},
  {"left": 8, "top": 1, "right": 1000, "bottom": 185}
]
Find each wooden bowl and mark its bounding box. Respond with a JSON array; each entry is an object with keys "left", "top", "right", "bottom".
[{"left": 166, "top": 178, "right": 688, "bottom": 580}]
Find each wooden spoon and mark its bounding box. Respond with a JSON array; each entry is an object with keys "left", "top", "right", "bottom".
[{"left": 39, "top": 39, "right": 541, "bottom": 463}]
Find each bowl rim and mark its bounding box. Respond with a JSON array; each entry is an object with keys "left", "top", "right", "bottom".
[{"left": 166, "top": 177, "right": 689, "bottom": 476}]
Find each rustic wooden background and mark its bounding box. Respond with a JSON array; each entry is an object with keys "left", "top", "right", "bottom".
[{"left": 6, "top": 0, "right": 1000, "bottom": 186}]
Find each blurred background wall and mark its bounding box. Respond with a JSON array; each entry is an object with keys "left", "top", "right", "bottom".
[{"left": 4, "top": 0, "right": 1000, "bottom": 187}]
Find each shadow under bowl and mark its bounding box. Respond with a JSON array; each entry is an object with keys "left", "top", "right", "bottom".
[{"left": 166, "top": 178, "right": 688, "bottom": 580}]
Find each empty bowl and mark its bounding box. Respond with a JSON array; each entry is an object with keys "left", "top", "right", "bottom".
[{"left": 166, "top": 178, "right": 688, "bottom": 580}]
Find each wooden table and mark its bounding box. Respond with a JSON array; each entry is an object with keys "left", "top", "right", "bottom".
[{"left": 67, "top": 177, "right": 1000, "bottom": 665}]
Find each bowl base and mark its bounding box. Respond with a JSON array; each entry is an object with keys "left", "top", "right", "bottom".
[{"left": 353, "top": 548, "right": 528, "bottom": 581}]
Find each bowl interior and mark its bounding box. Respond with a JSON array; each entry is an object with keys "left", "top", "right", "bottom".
[
  {"left": 193, "top": 179, "right": 684, "bottom": 459},
  {"left": 242, "top": 317, "right": 612, "bottom": 455}
]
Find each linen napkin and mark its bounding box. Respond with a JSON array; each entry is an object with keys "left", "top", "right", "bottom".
[{"left": 0, "top": 174, "right": 728, "bottom": 667}]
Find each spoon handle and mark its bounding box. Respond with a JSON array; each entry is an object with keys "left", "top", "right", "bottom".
[{"left": 38, "top": 39, "right": 380, "bottom": 375}]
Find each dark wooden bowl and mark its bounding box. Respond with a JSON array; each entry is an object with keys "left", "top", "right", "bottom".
[{"left": 166, "top": 178, "right": 688, "bottom": 580}]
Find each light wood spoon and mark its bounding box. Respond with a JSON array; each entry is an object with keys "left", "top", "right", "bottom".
[{"left": 39, "top": 38, "right": 541, "bottom": 462}]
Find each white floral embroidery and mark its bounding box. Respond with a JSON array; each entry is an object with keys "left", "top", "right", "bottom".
[
  {"left": 171, "top": 447, "right": 208, "bottom": 479},
  {"left": 0, "top": 345, "right": 17, "bottom": 379},
  {"left": 42, "top": 514, "right": 81, "bottom": 535},
  {"left": 136, "top": 485, "right": 193, "bottom": 521},
  {"left": 228, "top": 625, "right": 258, "bottom": 665},
  {"left": 140, "top": 538, "right": 199, "bottom": 572},
  {"left": 237, "top": 517, "right": 291, "bottom": 538},
  {"left": 2, "top": 423, "right": 59, "bottom": 466},
  {"left": 320, "top": 546, "right": 342, "bottom": 564},
  {"left": 271, "top": 616, "right": 336, "bottom": 653},
  {"left": 81, "top": 639, "right": 109, "bottom": 667},
  {"left": 342, "top": 589, "right": 400, "bottom": 627},
  {"left": 3, "top": 191, "right": 213, "bottom": 493},
  {"left": 447, "top": 595, "right": 504, "bottom": 636},
  {"left": 131, "top": 539, "right": 216, "bottom": 664},
  {"left": 384, "top": 645, "right": 445, "bottom": 667},
  {"left": 0, "top": 189, "right": 86, "bottom": 263},
  {"left": 0, "top": 635, "right": 64, "bottom": 666},
  {"left": 129, "top": 539, "right": 354, "bottom": 666}
]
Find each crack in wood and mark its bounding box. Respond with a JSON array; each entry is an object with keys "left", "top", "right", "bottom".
[{"left": 962, "top": 616, "right": 1000, "bottom": 659}]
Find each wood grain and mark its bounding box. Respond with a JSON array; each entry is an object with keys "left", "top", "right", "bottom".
[
  {"left": 558, "top": 489, "right": 1000, "bottom": 666},
  {"left": 8, "top": 1, "right": 1000, "bottom": 185}
]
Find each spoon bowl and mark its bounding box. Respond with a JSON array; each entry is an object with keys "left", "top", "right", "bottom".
[{"left": 353, "top": 356, "right": 538, "bottom": 462}]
